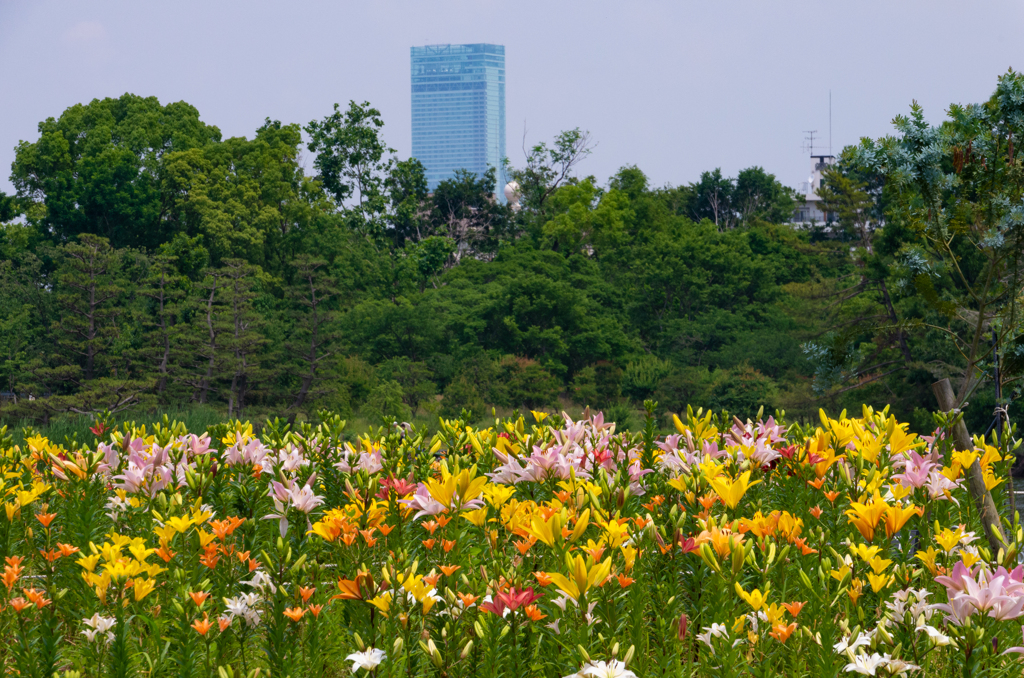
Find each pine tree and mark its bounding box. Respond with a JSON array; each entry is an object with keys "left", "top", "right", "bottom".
[
  {"left": 175, "top": 269, "right": 229, "bottom": 405},
  {"left": 24, "top": 235, "right": 145, "bottom": 415},
  {"left": 285, "top": 255, "right": 340, "bottom": 415},
  {"left": 138, "top": 254, "right": 187, "bottom": 397},
  {"left": 219, "top": 259, "right": 267, "bottom": 417}
]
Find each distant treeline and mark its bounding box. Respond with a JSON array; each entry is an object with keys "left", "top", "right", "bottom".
[{"left": 1, "top": 91, "right": 1017, "bottom": 433}]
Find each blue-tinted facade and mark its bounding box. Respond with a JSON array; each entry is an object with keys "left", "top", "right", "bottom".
[{"left": 411, "top": 44, "right": 505, "bottom": 193}]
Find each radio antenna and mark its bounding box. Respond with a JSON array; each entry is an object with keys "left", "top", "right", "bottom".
[{"left": 802, "top": 130, "right": 818, "bottom": 156}]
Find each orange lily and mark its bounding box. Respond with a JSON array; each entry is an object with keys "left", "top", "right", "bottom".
[{"left": 192, "top": 613, "right": 213, "bottom": 635}]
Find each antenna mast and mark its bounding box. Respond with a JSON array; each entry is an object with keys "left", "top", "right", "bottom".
[
  {"left": 829, "top": 90, "right": 832, "bottom": 156},
  {"left": 802, "top": 130, "right": 818, "bottom": 156}
]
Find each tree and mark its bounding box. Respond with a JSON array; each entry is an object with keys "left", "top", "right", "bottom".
[
  {"left": 24, "top": 235, "right": 146, "bottom": 415},
  {"left": 798, "top": 161, "right": 915, "bottom": 399},
  {"left": 0, "top": 237, "right": 48, "bottom": 402},
  {"left": 51, "top": 235, "right": 125, "bottom": 382},
  {"left": 176, "top": 269, "right": 228, "bottom": 405},
  {"left": 220, "top": 259, "right": 267, "bottom": 417},
  {"left": 430, "top": 168, "right": 511, "bottom": 258},
  {"left": 385, "top": 157, "right": 430, "bottom": 246},
  {"left": 161, "top": 119, "right": 324, "bottom": 270},
  {"left": 852, "top": 70, "right": 1024, "bottom": 407},
  {"left": 507, "top": 128, "right": 594, "bottom": 213},
  {"left": 305, "top": 102, "right": 393, "bottom": 222},
  {"left": 11, "top": 94, "right": 220, "bottom": 249},
  {"left": 0, "top": 191, "right": 18, "bottom": 223},
  {"left": 734, "top": 166, "right": 796, "bottom": 226},
  {"left": 689, "top": 169, "right": 735, "bottom": 228},
  {"left": 285, "top": 255, "right": 340, "bottom": 413},
  {"left": 540, "top": 178, "right": 631, "bottom": 256},
  {"left": 138, "top": 254, "right": 187, "bottom": 395}
]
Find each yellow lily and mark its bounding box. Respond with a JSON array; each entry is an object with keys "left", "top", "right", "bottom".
[
  {"left": 886, "top": 422, "right": 918, "bottom": 456},
  {"left": 848, "top": 578, "right": 864, "bottom": 604},
  {"left": 425, "top": 466, "right": 488, "bottom": 510},
  {"left": 462, "top": 507, "right": 488, "bottom": 527},
  {"left": 776, "top": 512, "right": 803, "bottom": 540},
  {"left": 128, "top": 540, "right": 153, "bottom": 563},
  {"left": 77, "top": 553, "right": 101, "bottom": 573},
  {"left": 399, "top": 574, "right": 438, "bottom": 614},
  {"left": 883, "top": 503, "right": 919, "bottom": 538},
  {"left": 739, "top": 511, "right": 779, "bottom": 539},
  {"left": 850, "top": 544, "right": 881, "bottom": 562},
  {"left": 667, "top": 477, "right": 688, "bottom": 493},
  {"left": 600, "top": 518, "right": 631, "bottom": 548},
  {"left": 763, "top": 603, "right": 787, "bottom": 627},
  {"left": 866, "top": 555, "right": 891, "bottom": 575},
  {"left": 732, "top": 615, "right": 747, "bottom": 634},
  {"left": 133, "top": 577, "right": 156, "bottom": 601},
  {"left": 546, "top": 554, "right": 612, "bottom": 601},
  {"left": 951, "top": 450, "right": 979, "bottom": 474},
  {"left": 961, "top": 550, "right": 982, "bottom": 567},
  {"left": 620, "top": 544, "right": 637, "bottom": 571},
  {"left": 482, "top": 484, "right": 516, "bottom": 509},
  {"left": 844, "top": 491, "right": 888, "bottom": 541},
  {"left": 735, "top": 583, "right": 769, "bottom": 611},
  {"left": 164, "top": 515, "right": 193, "bottom": 534},
  {"left": 935, "top": 527, "right": 964, "bottom": 553},
  {"left": 830, "top": 564, "right": 851, "bottom": 582},
  {"left": 983, "top": 472, "right": 1004, "bottom": 491},
  {"left": 368, "top": 592, "right": 393, "bottom": 617},
  {"left": 867, "top": 572, "right": 892, "bottom": 593},
  {"left": 153, "top": 524, "right": 178, "bottom": 544},
  {"left": 709, "top": 471, "right": 761, "bottom": 510},
  {"left": 525, "top": 512, "right": 561, "bottom": 547},
  {"left": 915, "top": 547, "right": 940, "bottom": 575}
]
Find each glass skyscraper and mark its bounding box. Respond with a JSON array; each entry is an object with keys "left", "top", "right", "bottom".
[{"left": 410, "top": 44, "right": 506, "bottom": 193}]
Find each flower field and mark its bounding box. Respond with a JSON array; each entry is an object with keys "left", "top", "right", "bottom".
[{"left": 1, "top": 405, "right": 1023, "bottom": 677}]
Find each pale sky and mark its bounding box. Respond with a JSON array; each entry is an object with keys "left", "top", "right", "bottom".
[{"left": 1, "top": 0, "right": 1021, "bottom": 197}]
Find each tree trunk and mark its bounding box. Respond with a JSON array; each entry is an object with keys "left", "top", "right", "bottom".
[
  {"left": 200, "top": 285, "right": 216, "bottom": 404},
  {"left": 932, "top": 378, "right": 1006, "bottom": 555},
  {"left": 157, "top": 274, "right": 169, "bottom": 393},
  {"left": 878, "top": 280, "right": 912, "bottom": 364},
  {"left": 86, "top": 276, "right": 97, "bottom": 381}
]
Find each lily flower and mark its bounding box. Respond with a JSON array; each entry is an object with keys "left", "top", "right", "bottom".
[
  {"left": 708, "top": 470, "right": 761, "bottom": 509},
  {"left": 547, "top": 554, "right": 612, "bottom": 602},
  {"left": 346, "top": 648, "right": 386, "bottom": 673}
]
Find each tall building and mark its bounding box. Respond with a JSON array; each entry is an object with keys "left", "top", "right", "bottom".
[{"left": 410, "top": 44, "right": 506, "bottom": 194}]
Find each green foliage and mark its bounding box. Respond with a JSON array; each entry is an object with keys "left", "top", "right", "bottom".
[
  {"left": 11, "top": 94, "right": 221, "bottom": 250},
  {"left": 622, "top": 355, "right": 671, "bottom": 402},
  {"left": 363, "top": 379, "right": 410, "bottom": 423},
  {"left": 496, "top": 356, "right": 560, "bottom": 410},
  {"left": 9, "top": 82, "right": 1023, "bottom": 432}
]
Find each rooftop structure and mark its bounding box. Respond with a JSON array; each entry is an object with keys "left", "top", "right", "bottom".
[{"left": 792, "top": 153, "right": 836, "bottom": 224}]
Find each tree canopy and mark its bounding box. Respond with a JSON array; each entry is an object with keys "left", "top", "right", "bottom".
[{"left": 4, "top": 77, "right": 1022, "bottom": 434}]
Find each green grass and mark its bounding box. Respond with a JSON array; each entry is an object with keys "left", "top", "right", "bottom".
[
  {"left": 1, "top": 404, "right": 227, "bottom": 448},
  {"left": 0, "top": 397, "right": 655, "bottom": 449}
]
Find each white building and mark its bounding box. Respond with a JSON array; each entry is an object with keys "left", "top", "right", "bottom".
[{"left": 791, "top": 154, "right": 835, "bottom": 225}]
